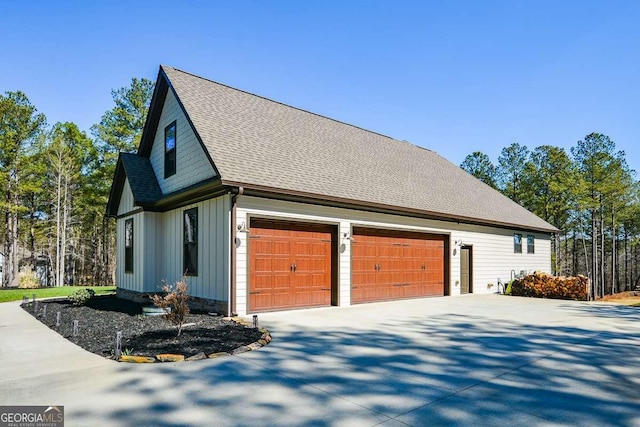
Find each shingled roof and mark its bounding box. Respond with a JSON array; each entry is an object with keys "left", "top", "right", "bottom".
[
  {"left": 150, "top": 66, "right": 557, "bottom": 232},
  {"left": 119, "top": 153, "right": 163, "bottom": 203},
  {"left": 106, "top": 153, "right": 163, "bottom": 216}
]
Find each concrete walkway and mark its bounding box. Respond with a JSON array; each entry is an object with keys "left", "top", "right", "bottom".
[{"left": 1, "top": 295, "right": 639, "bottom": 426}]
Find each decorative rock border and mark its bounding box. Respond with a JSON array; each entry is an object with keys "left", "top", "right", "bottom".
[{"left": 118, "top": 317, "right": 272, "bottom": 363}]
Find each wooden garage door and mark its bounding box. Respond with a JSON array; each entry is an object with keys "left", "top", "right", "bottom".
[
  {"left": 352, "top": 228, "right": 445, "bottom": 304},
  {"left": 249, "top": 219, "right": 333, "bottom": 312}
]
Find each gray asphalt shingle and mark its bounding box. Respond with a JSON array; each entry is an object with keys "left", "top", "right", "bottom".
[
  {"left": 162, "top": 66, "right": 557, "bottom": 232},
  {"left": 120, "top": 153, "right": 163, "bottom": 203}
]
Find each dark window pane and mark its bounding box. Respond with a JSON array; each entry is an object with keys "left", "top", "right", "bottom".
[
  {"left": 514, "top": 234, "right": 522, "bottom": 254},
  {"left": 184, "top": 243, "right": 198, "bottom": 276},
  {"left": 183, "top": 208, "right": 198, "bottom": 275},
  {"left": 165, "top": 121, "right": 176, "bottom": 178},
  {"left": 125, "top": 219, "right": 133, "bottom": 248},
  {"left": 165, "top": 149, "right": 176, "bottom": 177},
  {"left": 184, "top": 210, "right": 197, "bottom": 243},
  {"left": 125, "top": 218, "right": 133, "bottom": 273},
  {"left": 165, "top": 124, "right": 176, "bottom": 151},
  {"left": 527, "top": 235, "right": 535, "bottom": 254}
]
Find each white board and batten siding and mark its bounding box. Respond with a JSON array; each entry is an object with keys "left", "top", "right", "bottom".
[
  {"left": 235, "top": 196, "right": 552, "bottom": 315},
  {"left": 149, "top": 89, "right": 216, "bottom": 194},
  {"left": 116, "top": 210, "right": 142, "bottom": 292},
  {"left": 156, "top": 195, "right": 231, "bottom": 302},
  {"left": 116, "top": 174, "right": 231, "bottom": 301},
  {"left": 117, "top": 178, "right": 145, "bottom": 292}
]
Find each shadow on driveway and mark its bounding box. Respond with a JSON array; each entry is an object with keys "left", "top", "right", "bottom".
[{"left": 64, "top": 301, "right": 640, "bottom": 426}]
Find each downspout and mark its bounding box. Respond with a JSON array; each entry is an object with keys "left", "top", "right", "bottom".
[{"left": 229, "top": 186, "right": 244, "bottom": 317}]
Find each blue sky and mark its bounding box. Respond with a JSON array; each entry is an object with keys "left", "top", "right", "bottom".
[{"left": 2, "top": 1, "right": 639, "bottom": 172}]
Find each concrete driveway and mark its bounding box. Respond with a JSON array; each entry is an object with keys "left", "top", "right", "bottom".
[{"left": 1, "top": 295, "right": 639, "bottom": 426}]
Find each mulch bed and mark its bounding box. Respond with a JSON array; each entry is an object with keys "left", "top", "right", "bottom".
[{"left": 22, "top": 295, "right": 263, "bottom": 359}]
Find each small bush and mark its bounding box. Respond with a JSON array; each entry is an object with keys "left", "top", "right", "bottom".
[
  {"left": 505, "top": 279, "right": 514, "bottom": 296},
  {"left": 18, "top": 268, "right": 40, "bottom": 289},
  {"left": 510, "top": 272, "right": 588, "bottom": 301},
  {"left": 69, "top": 288, "right": 95, "bottom": 306},
  {"left": 151, "top": 278, "right": 190, "bottom": 336}
]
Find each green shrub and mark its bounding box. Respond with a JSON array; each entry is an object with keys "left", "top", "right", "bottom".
[
  {"left": 69, "top": 288, "right": 95, "bottom": 306},
  {"left": 505, "top": 279, "right": 514, "bottom": 295}
]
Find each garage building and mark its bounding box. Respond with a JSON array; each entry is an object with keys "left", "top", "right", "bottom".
[{"left": 107, "top": 65, "right": 558, "bottom": 316}]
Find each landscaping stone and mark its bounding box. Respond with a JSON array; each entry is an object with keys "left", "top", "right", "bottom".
[
  {"left": 185, "top": 352, "right": 207, "bottom": 361},
  {"left": 208, "top": 351, "right": 230, "bottom": 359},
  {"left": 258, "top": 339, "right": 267, "bottom": 346},
  {"left": 232, "top": 318, "right": 252, "bottom": 327},
  {"left": 119, "top": 355, "right": 155, "bottom": 363},
  {"left": 156, "top": 353, "right": 185, "bottom": 362},
  {"left": 231, "top": 346, "right": 251, "bottom": 355},
  {"left": 247, "top": 342, "right": 262, "bottom": 350}
]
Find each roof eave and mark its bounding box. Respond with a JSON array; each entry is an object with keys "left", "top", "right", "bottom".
[
  {"left": 222, "top": 180, "right": 559, "bottom": 234},
  {"left": 141, "top": 178, "right": 227, "bottom": 213},
  {"left": 105, "top": 154, "right": 126, "bottom": 218}
]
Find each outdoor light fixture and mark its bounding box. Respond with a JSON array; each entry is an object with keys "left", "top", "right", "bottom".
[
  {"left": 342, "top": 232, "right": 353, "bottom": 240},
  {"left": 237, "top": 221, "right": 249, "bottom": 233}
]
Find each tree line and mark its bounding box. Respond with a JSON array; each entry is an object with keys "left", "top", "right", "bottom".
[
  {"left": 0, "top": 79, "right": 154, "bottom": 287},
  {"left": 460, "top": 135, "right": 639, "bottom": 298},
  {"left": 3, "top": 76, "right": 637, "bottom": 299}
]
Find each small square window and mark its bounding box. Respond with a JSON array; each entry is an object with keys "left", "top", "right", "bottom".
[
  {"left": 527, "top": 235, "right": 535, "bottom": 254},
  {"left": 165, "top": 121, "right": 176, "bottom": 178},
  {"left": 514, "top": 234, "right": 522, "bottom": 254},
  {"left": 125, "top": 218, "right": 134, "bottom": 273},
  {"left": 183, "top": 208, "right": 198, "bottom": 276}
]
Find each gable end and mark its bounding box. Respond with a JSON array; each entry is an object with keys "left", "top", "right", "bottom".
[{"left": 138, "top": 67, "right": 220, "bottom": 178}]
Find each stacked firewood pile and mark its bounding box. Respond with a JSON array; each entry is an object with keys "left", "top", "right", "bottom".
[{"left": 509, "top": 271, "right": 588, "bottom": 301}]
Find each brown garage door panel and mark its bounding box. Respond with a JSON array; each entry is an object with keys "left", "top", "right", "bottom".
[
  {"left": 249, "top": 219, "right": 333, "bottom": 312},
  {"left": 352, "top": 228, "right": 445, "bottom": 304}
]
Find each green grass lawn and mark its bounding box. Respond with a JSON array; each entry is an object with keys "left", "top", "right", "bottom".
[{"left": 0, "top": 286, "right": 116, "bottom": 303}]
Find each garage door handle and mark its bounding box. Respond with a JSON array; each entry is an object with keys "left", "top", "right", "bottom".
[
  {"left": 421, "top": 264, "right": 426, "bottom": 270},
  {"left": 393, "top": 283, "right": 402, "bottom": 287},
  {"left": 250, "top": 291, "right": 261, "bottom": 295},
  {"left": 321, "top": 288, "right": 331, "bottom": 291},
  {"left": 290, "top": 263, "right": 297, "bottom": 272}
]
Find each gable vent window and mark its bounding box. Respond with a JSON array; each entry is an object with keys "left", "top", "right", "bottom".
[
  {"left": 514, "top": 233, "right": 522, "bottom": 254},
  {"left": 183, "top": 208, "right": 198, "bottom": 276},
  {"left": 125, "top": 218, "right": 134, "bottom": 273},
  {"left": 527, "top": 235, "right": 535, "bottom": 254},
  {"left": 164, "top": 121, "right": 177, "bottom": 178}
]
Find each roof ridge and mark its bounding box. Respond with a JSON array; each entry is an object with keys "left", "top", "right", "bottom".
[{"left": 162, "top": 65, "right": 399, "bottom": 142}]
